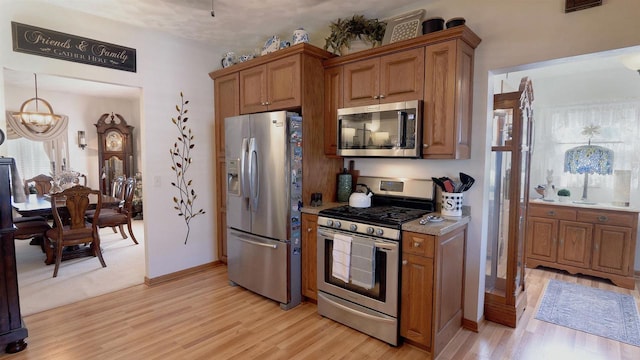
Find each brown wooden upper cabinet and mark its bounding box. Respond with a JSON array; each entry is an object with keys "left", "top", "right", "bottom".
[
  {"left": 343, "top": 48, "right": 424, "bottom": 107},
  {"left": 240, "top": 54, "right": 301, "bottom": 114},
  {"left": 323, "top": 26, "right": 481, "bottom": 158},
  {"left": 423, "top": 39, "right": 475, "bottom": 159}
]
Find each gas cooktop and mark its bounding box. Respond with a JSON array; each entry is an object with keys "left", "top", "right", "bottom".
[{"left": 319, "top": 204, "right": 431, "bottom": 228}]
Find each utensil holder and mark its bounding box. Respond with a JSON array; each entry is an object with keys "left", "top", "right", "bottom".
[{"left": 441, "top": 192, "right": 463, "bottom": 217}]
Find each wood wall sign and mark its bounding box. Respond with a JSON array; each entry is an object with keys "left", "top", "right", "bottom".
[
  {"left": 565, "top": 0, "right": 602, "bottom": 13},
  {"left": 11, "top": 22, "right": 136, "bottom": 72}
]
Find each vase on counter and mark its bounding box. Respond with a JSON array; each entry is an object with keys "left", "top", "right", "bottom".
[{"left": 337, "top": 169, "right": 352, "bottom": 202}]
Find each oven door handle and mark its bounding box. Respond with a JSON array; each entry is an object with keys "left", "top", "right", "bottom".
[
  {"left": 374, "top": 242, "right": 397, "bottom": 251},
  {"left": 319, "top": 292, "right": 396, "bottom": 324},
  {"left": 317, "top": 229, "right": 335, "bottom": 238}
]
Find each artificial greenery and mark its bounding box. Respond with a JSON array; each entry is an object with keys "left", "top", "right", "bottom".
[
  {"left": 170, "top": 92, "right": 205, "bottom": 244},
  {"left": 324, "top": 14, "right": 386, "bottom": 55},
  {"left": 557, "top": 189, "right": 571, "bottom": 197}
]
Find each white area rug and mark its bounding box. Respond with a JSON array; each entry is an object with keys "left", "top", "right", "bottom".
[
  {"left": 536, "top": 279, "right": 640, "bottom": 347},
  {"left": 15, "top": 220, "right": 145, "bottom": 316}
]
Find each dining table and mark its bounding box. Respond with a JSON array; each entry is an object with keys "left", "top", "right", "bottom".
[{"left": 12, "top": 193, "right": 122, "bottom": 264}]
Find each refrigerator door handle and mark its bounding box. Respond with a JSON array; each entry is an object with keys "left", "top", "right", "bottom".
[
  {"left": 248, "top": 137, "right": 259, "bottom": 211},
  {"left": 240, "top": 137, "right": 250, "bottom": 203}
]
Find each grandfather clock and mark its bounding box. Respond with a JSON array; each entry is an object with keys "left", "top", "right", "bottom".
[
  {"left": 96, "top": 113, "right": 134, "bottom": 195},
  {"left": 484, "top": 77, "right": 534, "bottom": 328}
]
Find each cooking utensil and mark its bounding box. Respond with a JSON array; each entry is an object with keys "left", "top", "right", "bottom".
[
  {"left": 459, "top": 172, "right": 475, "bottom": 191},
  {"left": 432, "top": 177, "right": 446, "bottom": 192}
]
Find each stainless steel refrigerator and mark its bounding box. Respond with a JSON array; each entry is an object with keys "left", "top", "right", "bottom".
[{"left": 224, "top": 111, "right": 303, "bottom": 310}]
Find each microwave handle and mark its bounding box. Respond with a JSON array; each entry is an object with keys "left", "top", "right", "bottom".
[
  {"left": 397, "top": 111, "right": 407, "bottom": 148},
  {"left": 337, "top": 117, "right": 342, "bottom": 148}
]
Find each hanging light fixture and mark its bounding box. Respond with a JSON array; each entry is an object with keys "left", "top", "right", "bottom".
[{"left": 15, "top": 73, "right": 62, "bottom": 134}]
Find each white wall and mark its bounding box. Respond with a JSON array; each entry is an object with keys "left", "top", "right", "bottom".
[
  {"left": 2, "top": 0, "right": 640, "bottom": 326},
  {"left": 0, "top": 1, "right": 219, "bottom": 279}
]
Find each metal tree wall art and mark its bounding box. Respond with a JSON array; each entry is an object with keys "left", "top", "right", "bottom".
[{"left": 170, "top": 92, "right": 205, "bottom": 244}]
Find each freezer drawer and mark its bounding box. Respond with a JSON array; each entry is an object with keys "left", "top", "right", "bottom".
[{"left": 227, "top": 229, "right": 289, "bottom": 305}]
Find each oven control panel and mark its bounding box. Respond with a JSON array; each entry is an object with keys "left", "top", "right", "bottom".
[{"left": 318, "top": 216, "right": 399, "bottom": 241}]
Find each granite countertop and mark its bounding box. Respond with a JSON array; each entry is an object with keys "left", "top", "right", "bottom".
[
  {"left": 402, "top": 212, "right": 470, "bottom": 236},
  {"left": 300, "top": 202, "right": 345, "bottom": 215},
  {"left": 529, "top": 198, "right": 640, "bottom": 213}
]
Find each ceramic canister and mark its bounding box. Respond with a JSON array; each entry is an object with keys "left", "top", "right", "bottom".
[
  {"left": 337, "top": 170, "right": 352, "bottom": 203},
  {"left": 292, "top": 28, "right": 309, "bottom": 44}
]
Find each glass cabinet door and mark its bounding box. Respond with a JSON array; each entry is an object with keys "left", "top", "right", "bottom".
[{"left": 484, "top": 77, "right": 533, "bottom": 328}]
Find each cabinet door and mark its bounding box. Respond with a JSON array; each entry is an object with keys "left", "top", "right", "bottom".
[
  {"left": 400, "top": 252, "right": 433, "bottom": 347},
  {"left": 267, "top": 54, "right": 301, "bottom": 110},
  {"left": 557, "top": 221, "right": 593, "bottom": 269},
  {"left": 379, "top": 48, "right": 424, "bottom": 103},
  {"left": 324, "top": 66, "right": 342, "bottom": 156},
  {"left": 423, "top": 40, "right": 473, "bottom": 159},
  {"left": 239, "top": 64, "right": 268, "bottom": 114},
  {"left": 592, "top": 224, "right": 632, "bottom": 275},
  {"left": 301, "top": 213, "right": 318, "bottom": 300},
  {"left": 343, "top": 57, "right": 380, "bottom": 107},
  {"left": 214, "top": 72, "right": 240, "bottom": 157},
  {"left": 525, "top": 216, "right": 557, "bottom": 262}
]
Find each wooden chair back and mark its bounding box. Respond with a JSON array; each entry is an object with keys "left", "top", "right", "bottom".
[
  {"left": 111, "top": 176, "right": 126, "bottom": 199},
  {"left": 86, "top": 177, "right": 139, "bottom": 245},
  {"left": 47, "top": 185, "right": 106, "bottom": 277},
  {"left": 24, "top": 174, "right": 53, "bottom": 196}
]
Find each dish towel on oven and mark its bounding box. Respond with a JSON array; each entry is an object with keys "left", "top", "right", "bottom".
[
  {"left": 332, "top": 234, "right": 352, "bottom": 283},
  {"left": 350, "top": 240, "right": 375, "bottom": 290}
]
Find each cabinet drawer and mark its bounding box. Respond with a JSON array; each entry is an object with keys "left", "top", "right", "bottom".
[
  {"left": 528, "top": 205, "right": 576, "bottom": 221},
  {"left": 402, "top": 232, "right": 435, "bottom": 258},
  {"left": 577, "top": 210, "right": 636, "bottom": 227}
]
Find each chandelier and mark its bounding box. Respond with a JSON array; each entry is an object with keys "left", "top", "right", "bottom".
[{"left": 15, "top": 73, "right": 62, "bottom": 134}]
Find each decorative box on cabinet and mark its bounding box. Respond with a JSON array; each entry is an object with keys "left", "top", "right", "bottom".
[
  {"left": 0, "top": 158, "right": 28, "bottom": 353},
  {"left": 400, "top": 225, "right": 466, "bottom": 357},
  {"left": 210, "top": 44, "right": 343, "bottom": 263},
  {"left": 301, "top": 213, "right": 318, "bottom": 301},
  {"left": 526, "top": 202, "right": 638, "bottom": 289}
]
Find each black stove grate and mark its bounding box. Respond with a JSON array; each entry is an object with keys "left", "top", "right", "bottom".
[{"left": 319, "top": 204, "right": 431, "bottom": 228}]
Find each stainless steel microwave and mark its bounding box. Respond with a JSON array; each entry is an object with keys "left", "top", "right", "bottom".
[{"left": 337, "top": 100, "right": 422, "bottom": 158}]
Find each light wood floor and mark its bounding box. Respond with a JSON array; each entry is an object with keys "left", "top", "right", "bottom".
[{"left": 5, "top": 265, "right": 640, "bottom": 359}]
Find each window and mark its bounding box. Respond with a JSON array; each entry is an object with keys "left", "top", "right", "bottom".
[{"left": 6, "top": 138, "right": 52, "bottom": 181}]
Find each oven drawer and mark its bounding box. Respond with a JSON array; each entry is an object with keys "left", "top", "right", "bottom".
[{"left": 402, "top": 232, "right": 435, "bottom": 258}]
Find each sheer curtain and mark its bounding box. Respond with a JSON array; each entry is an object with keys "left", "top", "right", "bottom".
[
  {"left": 4, "top": 111, "right": 69, "bottom": 180},
  {"left": 531, "top": 101, "right": 640, "bottom": 203}
]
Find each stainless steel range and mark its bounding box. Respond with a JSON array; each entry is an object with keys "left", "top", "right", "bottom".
[{"left": 316, "top": 176, "right": 435, "bottom": 345}]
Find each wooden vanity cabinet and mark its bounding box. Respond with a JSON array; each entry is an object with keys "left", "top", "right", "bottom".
[
  {"left": 526, "top": 202, "right": 638, "bottom": 289},
  {"left": 239, "top": 54, "right": 301, "bottom": 114},
  {"left": 401, "top": 225, "right": 466, "bottom": 358},
  {"left": 301, "top": 213, "right": 318, "bottom": 301},
  {"left": 343, "top": 47, "right": 424, "bottom": 107},
  {"left": 423, "top": 39, "right": 475, "bottom": 159}
]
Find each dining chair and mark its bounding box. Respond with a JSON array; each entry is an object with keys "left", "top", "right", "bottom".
[
  {"left": 86, "top": 176, "right": 125, "bottom": 234},
  {"left": 86, "top": 177, "right": 138, "bottom": 244},
  {"left": 13, "top": 216, "right": 51, "bottom": 251},
  {"left": 45, "top": 185, "right": 106, "bottom": 277},
  {"left": 23, "top": 174, "right": 54, "bottom": 196}
]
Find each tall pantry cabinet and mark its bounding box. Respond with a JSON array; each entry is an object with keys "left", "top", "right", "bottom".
[{"left": 210, "top": 43, "right": 343, "bottom": 262}]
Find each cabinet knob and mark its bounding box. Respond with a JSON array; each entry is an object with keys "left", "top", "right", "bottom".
[
  {"left": 402, "top": 260, "right": 408, "bottom": 265},
  {"left": 413, "top": 242, "right": 421, "bottom": 248},
  {"left": 261, "top": 102, "right": 267, "bottom": 106},
  {"left": 547, "top": 211, "right": 556, "bottom": 216},
  {"left": 423, "top": 144, "right": 429, "bottom": 148},
  {"left": 598, "top": 215, "right": 608, "bottom": 222},
  {"left": 373, "top": 95, "right": 379, "bottom": 99},
  {"left": 594, "top": 243, "right": 599, "bottom": 251},
  {"left": 307, "top": 227, "right": 312, "bottom": 233},
  {"left": 379, "top": 94, "right": 385, "bottom": 99}
]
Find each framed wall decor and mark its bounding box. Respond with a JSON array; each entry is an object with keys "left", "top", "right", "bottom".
[
  {"left": 381, "top": 9, "right": 425, "bottom": 45},
  {"left": 565, "top": 0, "right": 602, "bottom": 13}
]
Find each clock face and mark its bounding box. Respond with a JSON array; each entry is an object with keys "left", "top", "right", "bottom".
[{"left": 106, "top": 131, "right": 123, "bottom": 152}]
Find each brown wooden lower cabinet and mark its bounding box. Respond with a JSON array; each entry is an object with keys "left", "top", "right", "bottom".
[
  {"left": 400, "top": 226, "right": 467, "bottom": 357},
  {"left": 301, "top": 213, "right": 318, "bottom": 301},
  {"left": 526, "top": 202, "right": 638, "bottom": 289}
]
